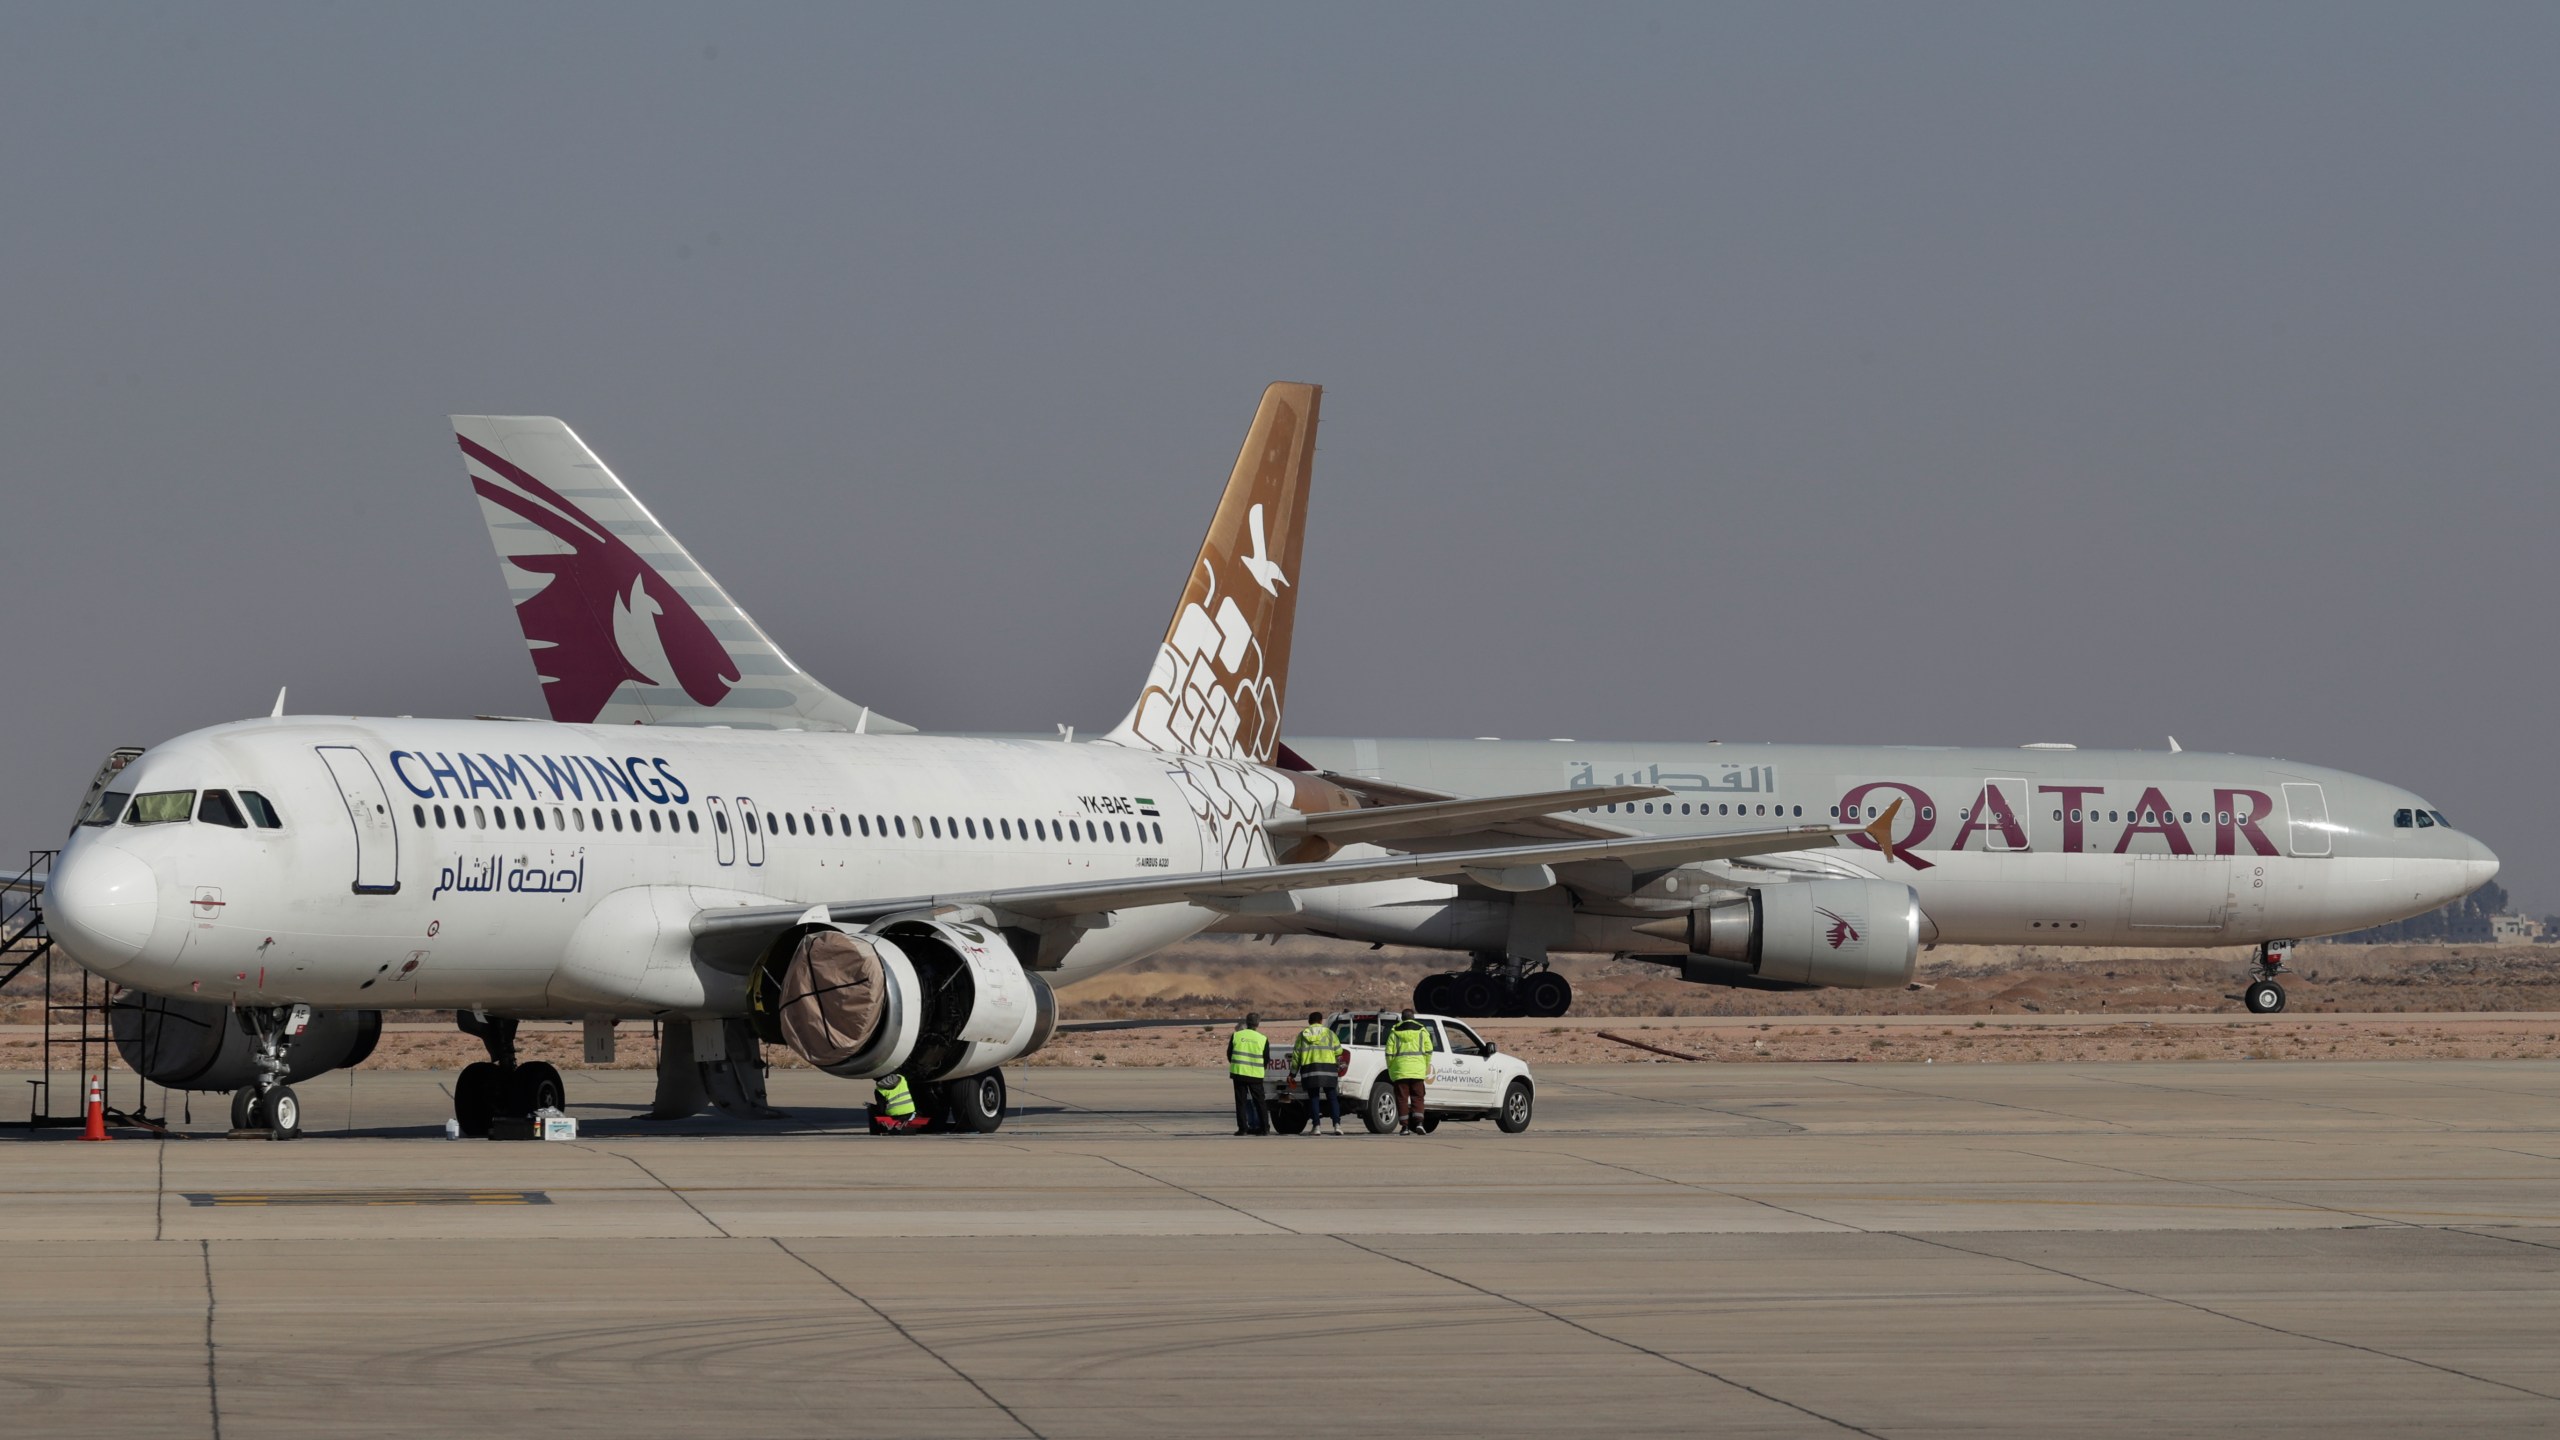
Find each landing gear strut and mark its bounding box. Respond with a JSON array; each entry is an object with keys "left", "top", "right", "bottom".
[
  {"left": 228, "top": 1004, "right": 308, "bottom": 1140},
  {"left": 2239, "top": 940, "right": 2296, "bottom": 1015},
  {"left": 1414, "top": 955, "right": 1574, "bottom": 1018},
  {"left": 451, "top": 1011, "right": 570, "bottom": 1137}
]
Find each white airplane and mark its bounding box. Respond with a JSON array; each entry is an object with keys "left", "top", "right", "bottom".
[
  {"left": 446, "top": 394, "right": 2501, "bottom": 1024},
  {"left": 43, "top": 385, "right": 1894, "bottom": 1138}
]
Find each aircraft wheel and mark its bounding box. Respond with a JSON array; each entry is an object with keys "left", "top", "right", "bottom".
[
  {"left": 1496, "top": 1079, "right": 1535, "bottom": 1133},
  {"left": 229, "top": 1087, "right": 258, "bottom": 1131},
  {"left": 1518, "top": 971, "right": 1574, "bottom": 1018},
  {"left": 953, "top": 1069, "right": 1006, "bottom": 1132},
  {"left": 509, "top": 1061, "right": 566, "bottom": 1115},
  {"left": 454, "top": 1061, "right": 503, "bottom": 1137},
  {"left": 1452, "top": 973, "right": 1501, "bottom": 1016},
  {"left": 265, "top": 1085, "right": 302, "bottom": 1141},
  {"left": 1362, "top": 1085, "right": 1400, "bottom": 1134},
  {"left": 2243, "top": 980, "right": 2287, "bottom": 1015},
  {"left": 1413, "top": 974, "right": 1452, "bottom": 1012}
]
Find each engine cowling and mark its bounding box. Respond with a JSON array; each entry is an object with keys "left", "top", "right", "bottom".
[
  {"left": 1669, "top": 878, "right": 1922, "bottom": 989},
  {"left": 752, "top": 917, "right": 1056, "bottom": 1082},
  {"left": 109, "top": 994, "right": 382, "bottom": 1091}
]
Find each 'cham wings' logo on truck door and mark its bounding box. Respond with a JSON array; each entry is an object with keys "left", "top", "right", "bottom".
[{"left": 459, "top": 436, "right": 740, "bottom": 724}]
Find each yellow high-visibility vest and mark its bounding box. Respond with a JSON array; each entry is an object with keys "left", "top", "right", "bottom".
[
  {"left": 1228, "top": 1028, "right": 1269, "bottom": 1079},
  {"left": 1293, "top": 1024, "right": 1343, "bottom": 1070},
  {"left": 877, "top": 1075, "right": 916, "bottom": 1119},
  {"left": 1385, "top": 1020, "right": 1434, "bottom": 1081}
]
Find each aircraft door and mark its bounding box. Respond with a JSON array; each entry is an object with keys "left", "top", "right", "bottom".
[
  {"left": 313, "top": 746, "right": 401, "bottom": 894},
  {"left": 738, "top": 797, "right": 767, "bottom": 866},
  {"left": 2281, "top": 783, "right": 2332, "bottom": 858},
  {"left": 1976, "top": 777, "right": 2031, "bottom": 850},
  {"left": 706, "top": 796, "right": 737, "bottom": 866}
]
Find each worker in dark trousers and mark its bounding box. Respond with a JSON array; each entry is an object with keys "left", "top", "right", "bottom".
[
  {"left": 1228, "top": 1013, "right": 1271, "bottom": 1135},
  {"left": 1292, "top": 1011, "right": 1345, "bottom": 1135},
  {"left": 1385, "top": 1008, "right": 1434, "bottom": 1134}
]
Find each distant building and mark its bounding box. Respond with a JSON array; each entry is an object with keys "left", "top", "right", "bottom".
[{"left": 2489, "top": 913, "right": 2538, "bottom": 946}]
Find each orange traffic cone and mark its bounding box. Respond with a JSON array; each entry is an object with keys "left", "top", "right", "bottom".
[{"left": 79, "top": 1073, "right": 111, "bottom": 1142}]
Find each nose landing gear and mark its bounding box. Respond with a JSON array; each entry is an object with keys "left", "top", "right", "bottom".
[
  {"left": 2237, "top": 941, "right": 2297, "bottom": 1014},
  {"left": 227, "top": 1004, "right": 309, "bottom": 1140}
]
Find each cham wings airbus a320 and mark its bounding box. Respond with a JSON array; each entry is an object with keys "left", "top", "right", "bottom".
[
  {"left": 438, "top": 392, "right": 2500, "bottom": 1025},
  {"left": 39, "top": 384, "right": 1900, "bottom": 1138}
]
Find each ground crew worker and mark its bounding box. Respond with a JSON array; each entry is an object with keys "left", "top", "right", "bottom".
[
  {"left": 1385, "top": 1008, "right": 1434, "bottom": 1135},
  {"left": 1229, "top": 1013, "right": 1271, "bottom": 1135},
  {"left": 1293, "top": 1010, "right": 1345, "bottom": 1135},
  {"left": 870, "top": 1072, "right": 922, "bottom": 1134}
]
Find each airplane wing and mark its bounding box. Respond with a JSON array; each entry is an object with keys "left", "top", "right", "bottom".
[
  {"left": 1281, "top": 769, "right": 1637, "bottom": 843},
  {"left": 689, "top": 809, "right": 1901, "bottom": 953},
  {"left": 1266, "top": 784, "right": 1666, "bottom": 847}
]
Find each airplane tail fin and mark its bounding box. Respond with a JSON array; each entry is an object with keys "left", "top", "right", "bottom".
[
  {"left": 1104, "top": 382, "right": 1320, "bottom": 765},
  {"left": 453, "top": 416, "right": 912, "bottom": 733}
]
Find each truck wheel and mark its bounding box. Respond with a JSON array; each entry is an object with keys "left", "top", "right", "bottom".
[
  {"left": 1362, "top": 1085, "right": 1399, "bottom": 1134},
  {"left": 1496, "top": 1079, "right": 1534, "bottom": 1133}
]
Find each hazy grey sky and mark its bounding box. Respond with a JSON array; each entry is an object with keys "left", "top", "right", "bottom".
[{"left": 4, "top": 6, "right": 2554, "bottom": 908}]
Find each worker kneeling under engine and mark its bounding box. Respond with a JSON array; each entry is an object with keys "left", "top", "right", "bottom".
[{"left": 868, "top": 1072, "right": 928, "bottom": 1134}]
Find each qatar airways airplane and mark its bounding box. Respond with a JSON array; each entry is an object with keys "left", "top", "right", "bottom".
[
  {"left": 44, "top": 385, "right": 1882, "bottom": 1139},
  {"left": 441, "top": 398, "right": 2498, "bottom": 1025}
]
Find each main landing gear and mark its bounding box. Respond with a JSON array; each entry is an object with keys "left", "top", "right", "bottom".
[
  {"left": 1414, "top": 955, "right": 1574, "bottom": 1018},
  {"left": 451, "top": 1012, "right": 569, "bottom": 1137},
  {"left": 2238, "top": 940, "right": 2297, "bottom": 1015},
  {"left": 228, "top": 1004, "right": 309, "bottom": 1140}
]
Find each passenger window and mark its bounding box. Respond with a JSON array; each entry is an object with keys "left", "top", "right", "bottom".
[
  {"left": 1444, "top": 1022, "right": 1485, "bottom": 1053},
  {"left": 126, "top": 790, "right": 195, "bottom": 825},
  {"left": 589, "top": 808, "right": 602, "bottom": 830},
  {"left": 611, "top": 810, "right": 623, "bottom": 832},
  {"left": 474, "top": 806, "right": 487, "bottom": 828},
  {"left": 858, "top": 815, "right": 871, "bottom": 836},
  {"left": 649, "top": 811, "right": 663, "bottom": 832},
  {"left": 81, "top": 791, "right": 131, "bottom": 826},
  {"left": 494, "top": 807, "right": 508, "bottom": 830},
  {"left": 433, "top": 804, "right": 447, "bottom": 828},
  {"left": 409, "top": 803, "right": 426, "bottom": 829}
]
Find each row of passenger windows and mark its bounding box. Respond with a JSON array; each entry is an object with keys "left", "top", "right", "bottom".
[
  {"left": 1601, "top": 802, "right": 1803, "bottom": 817},
  {"left": 81, "top": 789, "right": 284, "bottom": 829},
  {"left": 409, "top": 801, "right": 1165, "bottom": 847}
]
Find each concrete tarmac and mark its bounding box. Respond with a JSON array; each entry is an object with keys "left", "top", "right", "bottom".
[{"left": 5, "top": 1061, "right": 2559, "bottom": 1438}]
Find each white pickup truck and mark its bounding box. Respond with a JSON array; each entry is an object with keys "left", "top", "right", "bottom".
[{"left": 1263, "top": 1011, "right": 1536, "bottom": 1135}]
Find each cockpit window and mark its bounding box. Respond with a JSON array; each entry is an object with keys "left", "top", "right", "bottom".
[
  {"left": 198, "top": 790, "right": 248, "bottom": 828},
  {"left": 2430, "top": 810, "right": 2451, "bottom": 828},
  {"left": 2415, "top": 810, "right": 2436, "bottom": 828},
  {"left": 80, "top": 791, "right": 131, "bottom": 827},
  {"left": 126, "top": 790, "right": 195, "bottom": 825},
  {"left": 240, "top": 791, "right": 284, "bottom": 828},
  {"left": 2393, "top": 808, "right": 2413, "bottom": 828}
]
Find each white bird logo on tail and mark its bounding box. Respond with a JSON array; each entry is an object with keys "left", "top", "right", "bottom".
[{"left": 1241, "top": 503, "right": 1290, "bottom": 595}]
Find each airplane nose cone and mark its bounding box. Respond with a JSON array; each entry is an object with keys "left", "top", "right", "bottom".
[
  {"left": 44, "top": 844, "right": 160, "bottom": 971},
  {"left": 2464, "top": 835, "right": 2500, "bottom": 892}
]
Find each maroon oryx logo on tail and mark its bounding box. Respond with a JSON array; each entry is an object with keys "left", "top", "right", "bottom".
[
  {"left": 1817, "top": 907, "right": 1860, "bottom": 950},
  {"left": 460, "top": 435, "right": 739, "bottom": 724}
]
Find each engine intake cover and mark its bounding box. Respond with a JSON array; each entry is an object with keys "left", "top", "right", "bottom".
[{"left": 109, "top": 994, "right": 382, "bottom": 1092}]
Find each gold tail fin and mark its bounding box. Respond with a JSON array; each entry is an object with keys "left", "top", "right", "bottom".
[{"left": 1107, "top": 382, "right": 1321, "bottom": 764}]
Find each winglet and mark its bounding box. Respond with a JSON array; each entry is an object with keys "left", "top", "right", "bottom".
[{"left": 1863, "top": 799, "right": 1906, "bottom": 865}]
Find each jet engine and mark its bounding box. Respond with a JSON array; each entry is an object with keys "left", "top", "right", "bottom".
[
  {"left": 109, "top": 993, "right": 383, "bottom": 1091},
  {"left": 750, "top": 917, "right": 1056, "bottom": 1082},
  {"left": 1651, "top": 878, "right": 1922, "bottom": 989}
]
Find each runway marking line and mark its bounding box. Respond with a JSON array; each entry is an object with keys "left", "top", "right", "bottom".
[{"left": 181, "top": 1189, "right": 550, "bottom": 1207}]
